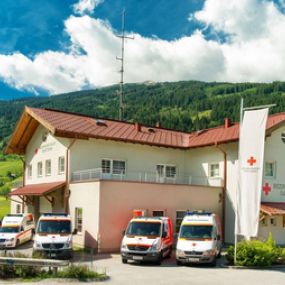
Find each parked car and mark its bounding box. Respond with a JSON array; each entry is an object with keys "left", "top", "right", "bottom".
[
  {"left": 0, "top": 213, "right": 35, "bottom": 248},
  {"left": 176, "top": 211, "right": 222, "bottom": 266},
  {"left": 33, "top": 213, "right": 77, "bottom": 259},
  {"left": 121, "top": 213, "right": 173, "bottom": 265}
]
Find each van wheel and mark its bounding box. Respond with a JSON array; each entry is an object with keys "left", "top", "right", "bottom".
[
  {"left": 15, "top": 239, "right": 20, "bottom": 248},
  {"left": 122, "top": 258, "right": 127, "bottom": 264},
  {"left": 156, "top": 252, "right": 163, "bottom": 265},
  {"left": 210, "top": 257, "right": 217, "bottom": 267},
  {"left": 217, "top": 250, "right": 221, "bottom": 258},
  {"left": 166, "top": 246, "right": 172, "bottom": 258},
  {"left": 176, "top": 260, "right": 182, "bottom": 266}
]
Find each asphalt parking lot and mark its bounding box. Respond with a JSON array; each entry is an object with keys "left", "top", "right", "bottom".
[{"left": 1, "top": 243, "right": 285, "bottom": 285}]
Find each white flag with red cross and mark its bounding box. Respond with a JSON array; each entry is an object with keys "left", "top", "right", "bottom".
[{"left": 235, "top": 108, "right": 268, "bottom": 238}]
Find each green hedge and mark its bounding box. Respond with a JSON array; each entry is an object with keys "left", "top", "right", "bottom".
[{"left": 226, "top": 233, "right": 283, "bottom": 266}]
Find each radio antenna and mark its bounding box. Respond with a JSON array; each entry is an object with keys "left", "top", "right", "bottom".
[{"left": 116, "top": 9, "right": 134, "bottom": 121}]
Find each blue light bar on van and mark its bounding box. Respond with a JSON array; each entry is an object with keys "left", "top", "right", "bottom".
[
  {"left": 42, "top": 213, "right": 68, "bottom": 217},
  {"left": 186, "top": 211, "right": 212, "bottom": 216}
]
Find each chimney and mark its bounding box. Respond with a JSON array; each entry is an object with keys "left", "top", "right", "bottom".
[
  {"left": 134, "top": 122, "right": 141, "bottom": 132},
  {"left": 156, "top": 121, "right": 161, "bottom": 128},
  {"left": 224, "top": 118, "right": 231, "bottom": 129}
]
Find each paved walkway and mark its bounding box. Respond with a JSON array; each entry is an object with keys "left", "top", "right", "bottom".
[{"left": 1, "top": 253, "right": 285, "bottom": 285}]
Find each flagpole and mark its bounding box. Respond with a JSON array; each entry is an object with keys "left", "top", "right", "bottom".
[{"left": 234, "top": 97, "right": 243, "bottom": 264}]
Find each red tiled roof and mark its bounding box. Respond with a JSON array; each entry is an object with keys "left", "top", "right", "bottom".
[
  {"left": 28, "top": 107, "right": 191, "bottom": 148},
  {"left": 9, "top": 181, "right": 66, "bottom": 196},
  {"left": 260, "top": 203, "right": 285, "bottom": 215},
  {"left": 6, "top": 107, "right": 285, "bottom": 154}
]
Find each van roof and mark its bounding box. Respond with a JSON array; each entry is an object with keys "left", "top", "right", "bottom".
[
  {"left": 182, "top": 213, "right": 216, "bottom": 225},
  {"left": 131, "top": 217, "right": 169, "bottom": 223}
]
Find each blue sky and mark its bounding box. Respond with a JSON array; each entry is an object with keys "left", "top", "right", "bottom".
[{"left": 0, "top": 0, "right": 285, "bottom": 100}]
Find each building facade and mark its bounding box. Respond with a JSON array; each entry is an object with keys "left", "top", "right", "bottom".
[{"left": 7, "top": 107, "right": 285, "bottom": 251}]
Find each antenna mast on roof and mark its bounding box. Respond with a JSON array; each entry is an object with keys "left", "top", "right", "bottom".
[{"left": 116, "top": 9, "right": 134, "bottom": 121}]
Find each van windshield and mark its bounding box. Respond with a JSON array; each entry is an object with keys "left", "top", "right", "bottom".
[
  {"left": 37, "top": 220, "right": 71, "bottom": 234},
  {"left": 180, "top": 225, "right": 213, "bottom": 239},
  {"left": 0, "top": 226, "right": 20, "bottom": 233},
  {"left": 126, "top": 222, "right": 161, "bottom": 237}
]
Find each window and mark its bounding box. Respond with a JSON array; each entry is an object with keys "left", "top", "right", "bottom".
[
  {"left": 75, "top": 208, "right": 83, "bottom": 233},
  {"left": 265, "top": 162, "right": 276, "bottom": 178},
  {"left": 37, "top": 162, "right": 43, "bottom": 177},
  {"left": 27, "top": 165, "right": 32, "bottom": 179},
  {"left": 102, "top": 159, "right": 111, "bottom": 174},
  {"left": 113, "top": 160, "right": 126, "bottom": 175},
  {"left": 156, "top": 164, "right": 177, "bottom": 180},
  {"left": 270, "top": 217, "right": 277, "bottom": 226},
  {"left": 101, "top": 159, "right": 126, "bottom": 175},
  {"left": 16, "top": 204, "right": 21, "bottom": 214},
  {"left": 209, "top": 163, "right": 220, "bottom": 177},
  {"left": 58, "top": 156, "right": 65, "bottom": 174},
  {"left": 45, "top": 159, "right": 51, "bottom": 176},
  {"left": 176, "top": 211, "right": 186, "bottom": 232},
  {"left": 152, "top": 210, "right": 165, "bottom": 217},
  {"left": 260, "top": 215, "right": 268, "bottom": 227}
]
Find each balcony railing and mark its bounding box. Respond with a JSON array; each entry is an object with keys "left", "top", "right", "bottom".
[{"left": 71, "top": 168, "right": 223, "bottom": 187}]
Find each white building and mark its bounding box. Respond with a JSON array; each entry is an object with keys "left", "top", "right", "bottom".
[{"left": 6, "top": 107, "right": 285, "bottom": 251}]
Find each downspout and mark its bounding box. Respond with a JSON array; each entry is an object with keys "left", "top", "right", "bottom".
[
  {"left": 64, "top": 139, "right": 76, "bottom": 213},
  {"left": 215, "top": 142, "right": 227, "bottom": 241},
  {"left": 19, "top": 156, "right": 25, "bottom": 213}
]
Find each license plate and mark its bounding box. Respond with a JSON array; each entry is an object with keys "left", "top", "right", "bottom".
[
  {"left": 50, "top": 253, "right": 57, "bottom": 257},
  {"left": 133, "top": 256, "right": 143, "bottom": 260},
  {"left": 188, "top": 257, "right": 199, "bottom": 262}
]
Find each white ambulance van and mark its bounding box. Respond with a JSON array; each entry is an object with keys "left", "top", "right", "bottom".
[
  {"left": 176, "top": 211, "right": 222, "bottom": 266},
  {"left": 121, "top": 211, "right": 173, "bottom": 265},
  {"left": 0, "top": 213, "right": 35, "bottom": 248},
  {"left": 33, "top": 213, "right": 76, "bottom": 259}
]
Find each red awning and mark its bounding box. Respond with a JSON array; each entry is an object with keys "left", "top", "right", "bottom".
[
  {"left": 260, "top": 203, "right": 285, "bottom": 215},
  {"left": 9, "top": 181, "right": 66, "bottom": 196}
]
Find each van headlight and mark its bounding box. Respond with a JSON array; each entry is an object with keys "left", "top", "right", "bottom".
[
  {"left": 7, "top": 238, "right": 15, "bottom": 242},
  {"left": 202, "top": 249, "right": 215, "bottom": 256},
  {"left": 34, "top": 242, "right": 41, "bottom": 249},
  {"left": 64, "top": 239, "right": 72, "bottom": 248},
  {"left": 151, "top": 239, "right": 160, "bottom": 251},
  {"left": 121, "top": 241, "right": 127, "bottom": 250},
  {"left": 176, "top": 249, "right": 184, "bottom": 256}
]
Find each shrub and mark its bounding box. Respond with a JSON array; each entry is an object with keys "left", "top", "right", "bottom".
[
  {"left": 226, "top": 233, "right": 282, "bottom": 266},
  {"left": 57, "top": 264, "right": 105, "bottom": 280}
]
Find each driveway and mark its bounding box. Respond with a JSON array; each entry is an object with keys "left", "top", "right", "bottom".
[{"left": 0, "top": 248, "right": 285, "bottom": 285}]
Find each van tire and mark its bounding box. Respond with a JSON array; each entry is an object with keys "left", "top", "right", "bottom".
[
  {"left": 217, "top": 250, "right": 221, "bottom": 258},
  {"left": 156, "top": 252, "right": 163, "bottom": 265},
  {"left": 166, "top": 246, "right": 172, "bottom": 258},
  {"left": 176, "top": 260, "right": 182, "bottom": 266},
  {"left": 15, "top": 239, "right": 20, "bottom": 248},
  {"left": 122, "top": 258, "right": 127, "bottom": 264},
  {"left": 210, "top": 257, "right": 217, "bottom": 267}
]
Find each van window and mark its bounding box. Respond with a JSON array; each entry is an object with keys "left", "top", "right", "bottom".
[
  {"left": 37, "top": 220, "right": 71, "bottom": 234},
  {"left": 126, "top": 222, "right": 161, "bottom": 237},
  {"left": 0, "top": 227, "right": 20, "bottom": 233},
  {"left": 176, "top": 211, "right": 186, "bottom": 232},
  {"left": 180, "top": 225, "right": 213, "bottom": 239}
]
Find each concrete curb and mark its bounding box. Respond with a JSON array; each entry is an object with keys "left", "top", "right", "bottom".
[{"left": 220, "top": 264, "right": 285, "bottom": 270}]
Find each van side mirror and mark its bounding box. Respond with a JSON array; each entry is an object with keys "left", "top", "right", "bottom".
[
  {"left": 72, "top": 228, "right": 78, "bottom": 235},
  {"left": 162, "top": 232, "right": 167, "bottom": 238},
  {"left": 32, "top": 228, "right": 35, "bottom": 235},
  {"left": 122, "top": 230, "right": 126, "bottom": 236},
  {"left": 217, "top": 234, "right": 221, "bottom": 241}
]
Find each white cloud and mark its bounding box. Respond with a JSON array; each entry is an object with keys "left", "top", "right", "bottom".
[
  {"left": 1, "top": 0, "right": 285, "bottom": 95},
  {"left": 73, "top": 0, "right": 103, "bottom": 15}
]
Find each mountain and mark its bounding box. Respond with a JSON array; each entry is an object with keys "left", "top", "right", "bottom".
[{"left": 1, "top": 80, "right": 285, "bottom": 149}]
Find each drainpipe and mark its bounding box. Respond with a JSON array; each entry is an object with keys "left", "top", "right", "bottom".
[
  {"left": 19, "top": 156, "right": 25, "bottom": 213},
  {"left": 64, "top": 139, "right": 76, "bottom": 213},
  {"left": 215, "top": 142, "right": 227, "bottom": 241}
]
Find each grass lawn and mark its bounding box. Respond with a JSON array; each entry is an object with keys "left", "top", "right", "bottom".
[
  {"left": 0, "top": 195, "right": 10, "bottom": 220},
  {"left": 0, "top": 159, "right": 22, "bottom": 177}
]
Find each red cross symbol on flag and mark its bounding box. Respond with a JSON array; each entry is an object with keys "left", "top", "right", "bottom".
[
  {"left": 263, "top": 183, "right": 271, "bottom": 196},
  {"left": 247, "top": 156, "right": 256, "bottom": 166}
]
